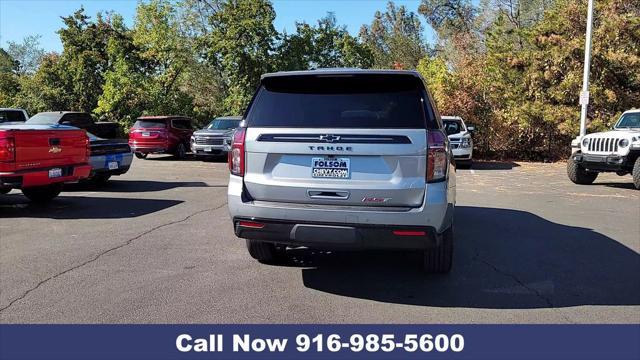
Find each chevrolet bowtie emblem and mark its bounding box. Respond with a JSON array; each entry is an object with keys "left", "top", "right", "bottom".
[
  {"left": 319, "top": 134, "right": 340, "bottom": 143},
  {"left": 49, "top": 146, "right": 62, "bottom": 154}
]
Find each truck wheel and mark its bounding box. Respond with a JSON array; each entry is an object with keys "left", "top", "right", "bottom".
[
  {"left": 633, "top": 157, "right": 640, "bottom": 190},
  {"left": 174, "top": 143, "right": 187, "bottom": 160},
  {"left": 567, "top": 157, "right": 598, "bottom": 185},
  {"left": 246, "top": 240, "right": 286, "bottom": 264},
  {"left": 0, "top": 187, "right": 11, "bottom": 194},
  {"left": 423, "top": 226, "right": 453, "bottom": 273},
  {"left": 457, "top": 160, "right": 472, "bottom": 169},
  {"left": 22, "top": 184, "right": 63, "bottom": 203},
  {"left": 134, "top": 152, "right": 147, "bottom": 159},
  {"left": 92, "top": 174, "right": 111, "bottom": 185}
]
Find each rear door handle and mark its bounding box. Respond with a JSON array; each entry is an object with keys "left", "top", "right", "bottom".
[{"left": 307, "top": 190, "right": 350, "bottom": 200}]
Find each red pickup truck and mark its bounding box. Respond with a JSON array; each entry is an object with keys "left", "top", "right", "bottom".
[{"left": 0, "top": 124, "right": 92, "bottom": 202}]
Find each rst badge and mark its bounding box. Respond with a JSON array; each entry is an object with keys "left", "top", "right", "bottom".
[{"left": 362, "top": 197, "right": 392, "bottom": 203}]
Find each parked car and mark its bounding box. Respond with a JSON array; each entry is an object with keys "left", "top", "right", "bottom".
[
  {"left": 26, "top": 111, "right": 121, "bottom": 139},
  {"left": 227, "top": 69, "right": 456, "bottom": 273},
  {"left": 0, "top": 108, "right": 29, "bottom": 124},
  {"left": 568, "top": 109, "right": 640, "bottom": 189},
  {"left": 128, "top": 116, "right": 194, "bottom": 160},
  {"left": 86, "top": 132, "right": 133, "bottom": 184},
  {"left": 191, "top": 116, "right": 242, "bottom": 159},
  {"left": 0, "top": 123, "right": 91, "bottom": 202},
  {"left": 442, "top": 115, "right": 474, "bottom": 168}
]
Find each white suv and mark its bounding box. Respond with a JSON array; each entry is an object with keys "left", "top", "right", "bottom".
[
  {"left": 442, "top": 116, "right": 474, "bottom": 168},
  {"left": 227, "top": 69, "right": 456, "bottom": 273},
  {"left": 568, "top": 109, "right": 640, "bottom": 189}
]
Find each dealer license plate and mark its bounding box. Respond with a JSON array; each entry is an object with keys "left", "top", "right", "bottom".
[{"left": 311, "top": 157, "right": 350, "bottom": 179}]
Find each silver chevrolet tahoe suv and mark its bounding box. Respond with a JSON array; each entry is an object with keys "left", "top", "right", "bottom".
[{"left": 227, "top": 69, "right": 456, "bottom": 273}]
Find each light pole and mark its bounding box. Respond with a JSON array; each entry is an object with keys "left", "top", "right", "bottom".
[{"left": 579, "top": 0, "right": 595, "bottom": 138}]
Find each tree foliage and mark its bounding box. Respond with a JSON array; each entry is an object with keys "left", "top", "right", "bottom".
[
  {"left": 0, "top": 0, "right": 637, "bottom": 161},
  {"left": 360, "top": 2, "right": 428, "bottom": 69},
  {"left": 278, "top": 13, "right": 373, "bottom": 70},
  {"left": 418, "top": 0, "right": 639, "bottom": 160}
]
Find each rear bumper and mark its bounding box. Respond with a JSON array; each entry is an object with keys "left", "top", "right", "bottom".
[
  {"left": 227, "top": 174, "right": 455, "bottom": 249},
  {"left": 234, "top": 217, "right": 440, "bottom": 250},
  {"left": 0, "top": 164, "right": 92, "bottom": 188},
  {"left": 129, "top": 141, "right": 170, "bottom": 154},
  {"left": 89, "top": 152, "right": 133, "bottom": 176},
  {"left": 572, "top": 153, "right": 633, "bottom": 172}
]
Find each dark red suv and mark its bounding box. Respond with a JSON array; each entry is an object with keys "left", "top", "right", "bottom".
[{"left": 128, "top": 116, "right": 193, "bottom": 159}]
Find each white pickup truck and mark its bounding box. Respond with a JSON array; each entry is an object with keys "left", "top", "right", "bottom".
[{"left": 568, "top": 109, "right": 640, "bottom": 189}]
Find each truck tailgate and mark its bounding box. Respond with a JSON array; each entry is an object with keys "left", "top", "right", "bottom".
[{"left": 6, "top": 127, "right": 88, "bottom": 171}]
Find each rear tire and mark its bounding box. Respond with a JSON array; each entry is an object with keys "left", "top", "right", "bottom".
[
  {"left": 134, "top": 152, "right": 147, "bottom": 159},
  {"left": 92, "top": 174, "right": 111, "bottom": 185},
  {"left": 423, "top": 226, "right": 453, "bottom": 273},
  {"left": 246, "top": 240, "right": 286, "bottom": 264},
  {"left": 567, "top": 157, "right": 598, "bottom": 185},
  {"left": 22, "top": 184, "right": 63, "bottom": 203},
  {"left": 174, "top": 143, "right": 187, "bottom": 160},
  {"left": 457, "top": 160, "right": 472, "bottom": 169},
  {"left": 633, "top": 157, "right": 640, "bottom": 190}
]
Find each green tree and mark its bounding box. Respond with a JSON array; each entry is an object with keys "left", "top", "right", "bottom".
[
  {"left": 204, "top": 0, "right": 278, "bottom": 114},
  {"left": 359, "top": 1, "right": 428, "bottom": 69},
  {"left": 56, "top": 8, "right": 123, "bottom": 112},
  {"left": 277, "top": 13, "right": 373, "bottom": 70},
  {"left": 0, "top": 49, "right": 20, "bottom": 106},
  {"left": 132, "top": 0, "right": 194, "bottom": 117},
  {"left": 6, "top": 35, "right": 45, "bottom": 75},
  {"left": 12, "top": 53, "right": 73, "bottom": 114}
]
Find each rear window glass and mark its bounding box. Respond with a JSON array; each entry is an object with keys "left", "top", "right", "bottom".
[
  {"left": 172, "top": 119, "right": 192, "bottom": 129},
  {"left": 27, "top": 113, "right": 63, "bottom": 124},
  {"left": 0, "top": 110, "right": 27, "bottom": 123},
  {"left": 443, "top": 120, "right": 463, "bottom": 135},
  {"left": 246, "top": 75, "right": 430, "bottom": 129},
  {"left": 134, "top": 119, "right": 167, "bottom": 129}
]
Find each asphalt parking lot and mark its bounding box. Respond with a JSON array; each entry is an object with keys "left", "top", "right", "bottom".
[{"left": 1, "top": 157, "right": 639, "bottom": 324}]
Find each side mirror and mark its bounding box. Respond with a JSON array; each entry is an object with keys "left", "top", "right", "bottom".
[{"left": 467, "top": 126, "right": 475, "bottom": 132}]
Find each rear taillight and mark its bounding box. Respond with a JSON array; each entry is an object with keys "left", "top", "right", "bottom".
[
  {"left": 427, "top": 130, "right": 448, "bottom": 182},
  {"left": 229, "top": 128, "right": 246, "bottom": 176},
  {"left": 85, "top": 135, "right": 91, "bottom": 158},
  {"left": 0, "top": 136, "right": 16, "bottom": 162}
]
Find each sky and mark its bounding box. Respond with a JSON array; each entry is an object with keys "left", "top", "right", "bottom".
[{"left": 0, "top": 0, "right": 435, "bottom": 52}]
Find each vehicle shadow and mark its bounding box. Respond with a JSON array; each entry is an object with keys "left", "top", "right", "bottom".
[
  {"left": 0, "top": 193, "right": 182, "bottom": 219},
  {"left": 65, "top": 180, "right": 213, "bottom": 193},
  {"left": 140, "top": 154, "right": 194, "bottom": 161},
  {"left": 601, "top": 182, "right": 637, "bottom": 190},
  {"left": 296, "top": 206, "right": 640, "bottom": 309},
  {"left": 468, "top": 161, "right": 520, "bottom": 170}
]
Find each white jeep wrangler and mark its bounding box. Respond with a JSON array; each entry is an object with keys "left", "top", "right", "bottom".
[{"left": 568, "top": 109, "right": 640, "bottom": 189}]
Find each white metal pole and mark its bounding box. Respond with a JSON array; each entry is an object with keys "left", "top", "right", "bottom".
[{"left": 579, "top": 0, "right": 595, "bottom": 138}]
